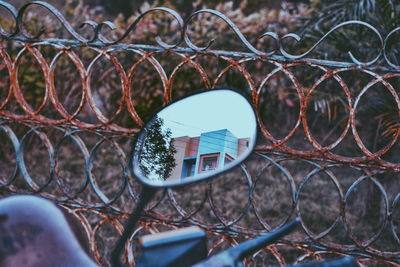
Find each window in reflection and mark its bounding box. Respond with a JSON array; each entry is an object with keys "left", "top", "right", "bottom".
[
  {"left": 182, "top": 158, "right": 196, "bottom": 178},
  {"left": 200, "top": 154, "right": 219, "bottom": 172}
]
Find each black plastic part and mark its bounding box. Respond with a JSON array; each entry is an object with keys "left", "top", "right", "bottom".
[{"left": 136, "top": 228, "right": 207, "bottom": 267}]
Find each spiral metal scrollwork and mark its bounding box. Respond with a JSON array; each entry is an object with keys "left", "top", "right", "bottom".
[{"left": 0, "top": 1, "right": 399, "bottom": 68}]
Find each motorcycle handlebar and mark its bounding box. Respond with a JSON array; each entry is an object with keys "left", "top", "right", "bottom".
[{"left": 282, "top": 257, "right": 358, "bottom": 267}]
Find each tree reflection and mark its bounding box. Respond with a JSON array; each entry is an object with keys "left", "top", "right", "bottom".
[{"left": 139, "top": 116, "right": 177, "bottom": 180}]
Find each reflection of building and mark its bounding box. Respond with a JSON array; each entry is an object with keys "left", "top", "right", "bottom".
[{"left": 169, "top": 129, "right": 249, "bottom": 181}]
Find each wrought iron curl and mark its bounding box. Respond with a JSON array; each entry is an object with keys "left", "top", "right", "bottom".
[
  {"left": 96, "top": 7, "right": 185, "bottom": 48},
  {"left": 208, "top": 164, "right": 253, "bottom": 229},
  {"left": 16, "top": 1, "right": 92, "bottom": 42},
  {"left": 342, "top": 175, "right": 390, "bottom": 250},
  {"left": 252, "top": 154, "right": 297, "bottom": 232},
  {"left": 301, "top": 65, "right": 353, "bottom": 153},
  {"left": 183, "top": 9, "right": 278, "bottom": 56},
  {"left": 295, "top": 163, "right": 344, "bottom": 246},
  {"left": 279, "top": 20, "right": 384, "bottom": 66},
  {"left": 51, "top": 129, "right": 91, "bottom": 200},
  {"left": 0, "top": 124, "right": 19, "bottom": 187},
  {"left": 18, "top": 126, "right": 54, "bottom": 192},
  {"left": 390, "top": 193, "right": 400, "bottom": 245},
  {"left": 384, "top": 27, "right": 400, "bottom": 69},
  {"left": 0, "top": 0, "right": 18, "bottom": 38},
  {"left": 1, "top": 1, "right": 400, "bottom": 69},
  {"left": 77, "top": 20, "right": 115, "bottom": 43}
]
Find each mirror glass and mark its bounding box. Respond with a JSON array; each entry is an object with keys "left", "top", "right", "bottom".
[{"left": 133, "top": 89, "right": 257, "bottom": 187}]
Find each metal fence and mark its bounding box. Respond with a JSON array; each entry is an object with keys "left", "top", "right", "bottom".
[{"left": 1, "top": 1, "right": 400, "bottom": 266}]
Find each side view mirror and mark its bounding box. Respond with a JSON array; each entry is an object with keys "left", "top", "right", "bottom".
[
  {"left": 112, "top": 88, "right": 257, "bottom": 266},
  {"left": 133, "top": 88, "right": 257, "bottom": 187}
]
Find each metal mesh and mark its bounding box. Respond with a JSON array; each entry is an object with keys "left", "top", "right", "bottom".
[{"left": 1, "top": 1, "right": 400, "bottom": 266}]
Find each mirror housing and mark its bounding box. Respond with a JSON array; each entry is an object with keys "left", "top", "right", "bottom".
[{"left": 132, "top": 88, "right": 257, "bottom": 188}]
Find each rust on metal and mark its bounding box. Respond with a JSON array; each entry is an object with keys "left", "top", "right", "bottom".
[{"left": 1, "top": 1, "right": 400, "bottom": 266}]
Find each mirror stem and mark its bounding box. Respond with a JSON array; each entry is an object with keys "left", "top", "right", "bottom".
[{"left": 111, "top": 186, "right": 158, "bottom": 267}]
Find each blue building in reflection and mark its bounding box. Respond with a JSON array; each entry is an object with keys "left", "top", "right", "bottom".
[{"left": 169, "top": 129, "right": 249, "bottom": 180}]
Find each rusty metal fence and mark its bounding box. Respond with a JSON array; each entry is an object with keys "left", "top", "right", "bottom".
[{"left": 1, "top": 1, "right": 400, "bottom": 266}]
